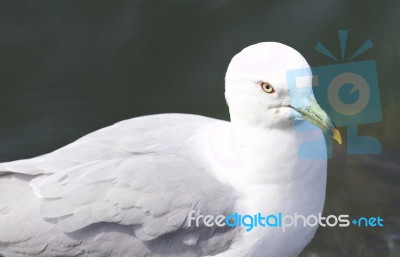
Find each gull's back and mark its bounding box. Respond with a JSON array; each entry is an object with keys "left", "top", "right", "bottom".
[{"left": 0, "top": 114, "right": 239, "bottom": 257}]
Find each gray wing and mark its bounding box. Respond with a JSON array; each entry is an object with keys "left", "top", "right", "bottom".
[{"left": 0, "top": 114, "right": 240, "bottom": 257}]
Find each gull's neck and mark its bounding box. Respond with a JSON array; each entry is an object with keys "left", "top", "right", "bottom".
[
  {"left": 204, "top": 116, "right": 327, "bottom": 188},
  {"left": 230, "top": 118, "right": 301, "bottom": 182}
]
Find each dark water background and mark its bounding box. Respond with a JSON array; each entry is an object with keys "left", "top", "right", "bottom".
[{"left": 0, "top": 1, "right": 399, "bottom": 256}]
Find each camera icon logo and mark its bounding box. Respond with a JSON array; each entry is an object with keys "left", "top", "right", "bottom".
[{"left": 287, "top": 30, "right": 382, "bottom": 158}]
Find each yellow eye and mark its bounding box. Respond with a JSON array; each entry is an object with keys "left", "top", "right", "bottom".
[{"left": 260, "top": 82, "right": 275, "bottom": 94}]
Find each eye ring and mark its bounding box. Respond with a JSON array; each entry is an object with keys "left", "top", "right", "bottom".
[{"left": 260, "top": 82, "right": 275, "bottom": 94}]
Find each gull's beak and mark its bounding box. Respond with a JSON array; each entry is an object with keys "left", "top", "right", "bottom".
[{"left": 293, "top": 99, "right": 342, "bottom": 144}]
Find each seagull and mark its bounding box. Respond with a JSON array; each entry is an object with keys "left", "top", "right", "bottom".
[{"left": 0, "top": 42, "right": 341, "bottom": 257}]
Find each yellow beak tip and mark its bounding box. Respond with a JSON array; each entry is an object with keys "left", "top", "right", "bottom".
[{"left": 333, "top": 128, "right": 342, "bottom": 145}]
